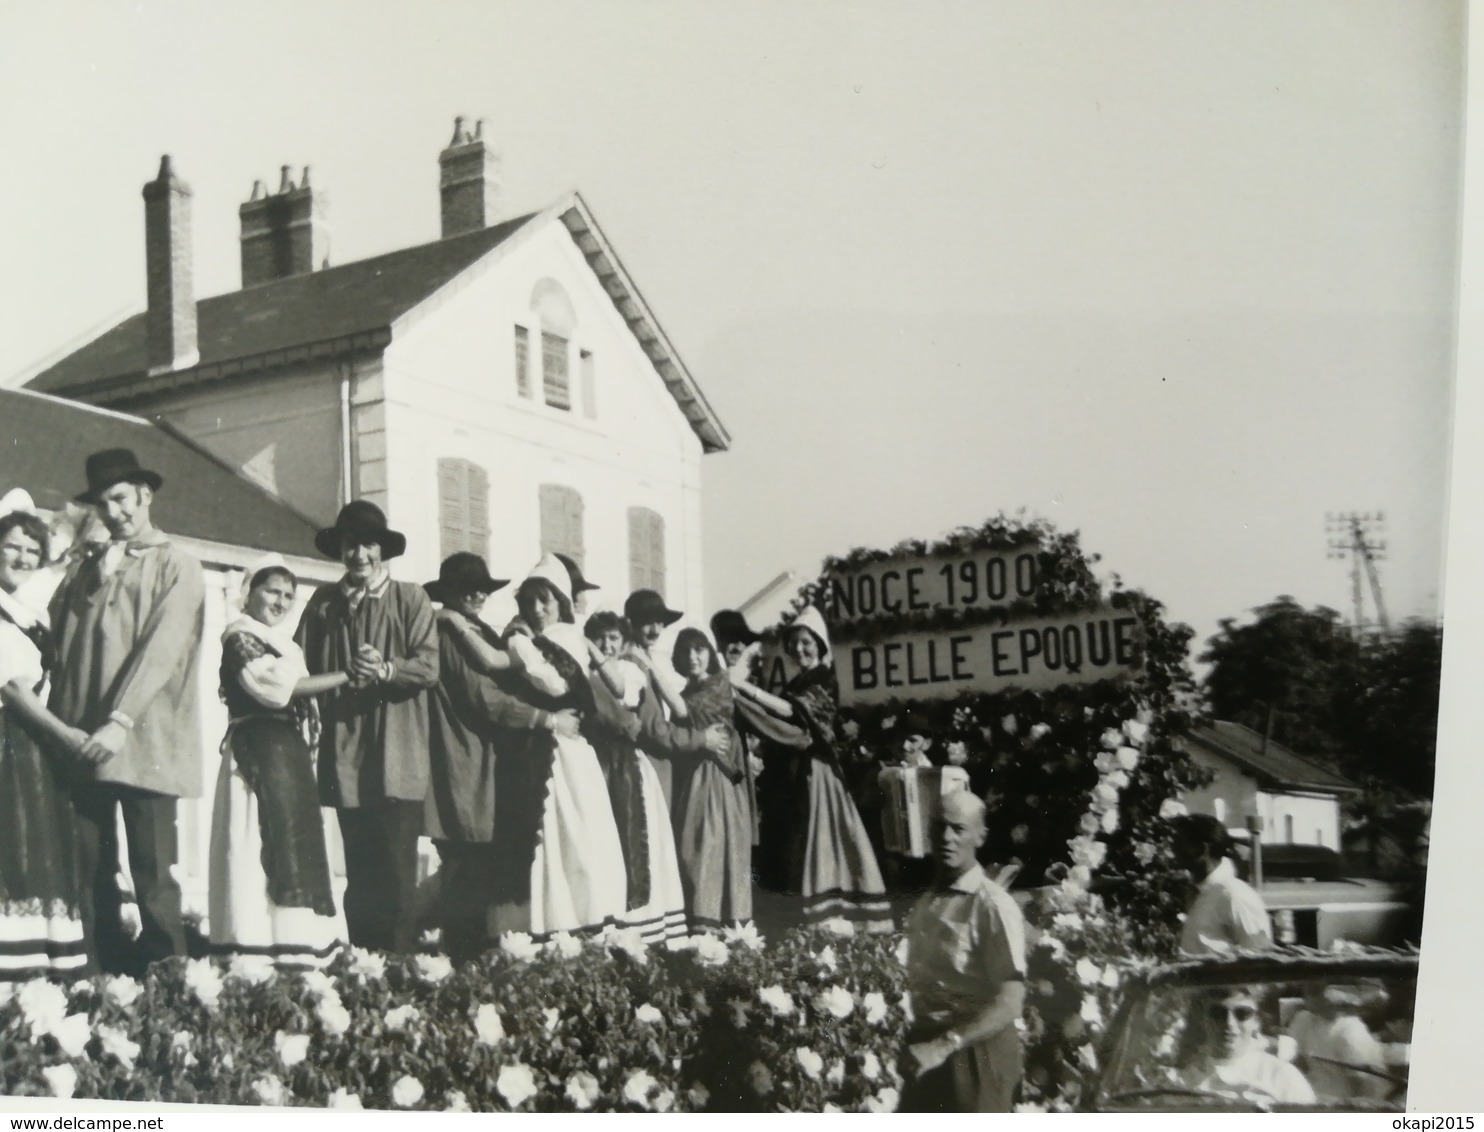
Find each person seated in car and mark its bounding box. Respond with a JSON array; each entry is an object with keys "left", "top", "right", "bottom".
[
  {"left": 1287, "top": 983, "right": 1398, "bottom": 1103},
  {"left": 1179, "top": 986, "right": 1317, "bottom": 1106}
]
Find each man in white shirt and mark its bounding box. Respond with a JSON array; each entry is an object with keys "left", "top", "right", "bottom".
[{"left": 1171, "top": 814, "right": 1274, "bottom": 957}]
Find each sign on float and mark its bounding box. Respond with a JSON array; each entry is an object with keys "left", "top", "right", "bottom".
[{"left": 836, "top": 608, "right": 1143, "bottom": 706}]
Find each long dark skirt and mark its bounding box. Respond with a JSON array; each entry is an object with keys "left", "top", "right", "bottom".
[
  {"left": 0, "top": 711, "right": 87, "bottom": 979},
  {"left": 209, "top": 717, "right": 342, "bottom": 967}
]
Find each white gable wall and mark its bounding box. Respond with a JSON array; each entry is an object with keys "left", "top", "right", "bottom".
[{"left": 378, "top": 219, "right": 707, "bottom": 626}]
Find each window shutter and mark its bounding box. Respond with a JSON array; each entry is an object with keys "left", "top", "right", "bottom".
[
  {"left": 540, "top": 484, "right": 584, "bottom": 571},
  {"left": 439, "top": 458, "right": 490, "bottom": 560},
  {"left": 542, "top": 331, "right": 571, "bottom": 410},
  {"left": 514, "top": 325, "right": 532, "bottom": 398},
  {"left": 467, "top": 463, "right": 490, "bottom": 558},
  {"left": 627, "top": 506, "right": 665, "bottom": 597},
  {"left": 580, "top": 349, "right": 596, "bottom": 419},
  {"left": 438, "top": 458, "right": 467, "bottom": 560}
]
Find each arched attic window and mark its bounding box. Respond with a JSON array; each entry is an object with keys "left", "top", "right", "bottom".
[{"left": 532, "top": 278, "right": 576, "bottom": 411}]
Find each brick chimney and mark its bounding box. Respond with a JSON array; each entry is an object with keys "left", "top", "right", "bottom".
[
  {"left": 142, "top": 155, "right": 199, "bottom": 374},
  {"left": 239, "top": 164, "right": 330, "bottom": 287},
  {"left": 439, "top": 116, "right": 500, "bottom": 238}
]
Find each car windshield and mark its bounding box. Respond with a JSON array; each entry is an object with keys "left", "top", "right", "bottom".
[{"left": 1095, "top": 968, "right": 1414, "bottom": 1112}]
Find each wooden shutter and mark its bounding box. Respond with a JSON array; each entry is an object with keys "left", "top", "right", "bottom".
[
  {"left": 628, "top": 506, "right": 665, "bottom": 597},
  {"left": 539, "top": 484, "right": 584, "bottom": 570},
  {"left": 542, "top": 331, "right": 571, "bottom": 410},
  {"left": 439, "top": 458, "right": 490, "bottom": 560},
  {"left": 514, "top": 325, "right": 532, "bottom": 398}
]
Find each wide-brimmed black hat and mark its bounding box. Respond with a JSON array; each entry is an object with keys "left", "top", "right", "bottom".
[
  {"left": 710, "top": 609, "right": 761, "bottom": 647},
  {"left": 625, "top": 588, "right": 683, "bottom": 628},
  {"left": 555, "top": 552, "right": 599, "bottom": 595},
  {"left": 425, "top": 552, "right": 508, "bottom": 604},
  {"left": 314, "top": 500, "right": 408, "bottom": 561},
  {"left": 76, "top": 448, "right": 164, "bottom": 504}
]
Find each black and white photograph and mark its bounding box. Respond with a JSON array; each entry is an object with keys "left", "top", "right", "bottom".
[{"left": 0, "top": 0, "right": 1473, "bottom": 1115}]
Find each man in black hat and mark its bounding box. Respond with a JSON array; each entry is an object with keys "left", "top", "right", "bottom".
[
  {"left": 296, "top": 500, "right": 439, "bottom": 954},
  {"left": 49, "top": 448, "right": 206, "bottom": 976},
  {"left": 422, "top": 552, "right": 582, "bottom": 962}
]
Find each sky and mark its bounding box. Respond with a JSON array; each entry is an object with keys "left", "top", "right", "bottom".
[{"left": 0, "top": 0, "right": 1462, "bottom": 662}]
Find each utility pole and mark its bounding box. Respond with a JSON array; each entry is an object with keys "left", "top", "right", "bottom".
[{"left": 1326, "top": 512, "right": 1390, "bottom": 639}]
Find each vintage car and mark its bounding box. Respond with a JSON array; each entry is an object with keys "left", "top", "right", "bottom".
[{"left": 1081, "top": 948, "right": 1416, "bottom": 1113}]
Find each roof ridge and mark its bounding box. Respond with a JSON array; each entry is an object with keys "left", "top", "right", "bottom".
[{"left": 1, "top": 383, "right": 153, "bottom": 425}]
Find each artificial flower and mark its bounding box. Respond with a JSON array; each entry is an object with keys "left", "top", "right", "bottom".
[
  {"left": 543, "top": 1006, "right": 561, "bottom": 1033},
  {"left": 349, "top": 947, "right": 387, "bottom": 980},
  {"left": 1001, "top": 714, "right": 1018, "bottom": 735},
  {"left": 1075, "top": 957, "right": 1101, "bottom": 986},
  {"left": 52, "top": 1013, "right": 90, "bottom": 1059},
  {"left": 946, "top": 740, "right": 969, "bottom": 765},
  {"left": 862, "top": 1051, "right": 882, "bottom": 1080},
  {"left": 1158, "top": 798, "right": 1188, "bottom": 820},
  {"left": 474, "top": 1003, "right": 505, "bottom": 1045},
  {"left": 299, "top": 969, "right": 336, "bottom": 1001},
  {"left": 1121, "top": 719, "right": 1149, "bottom": 746},
  {"left": 814, "top": 985, "right": 855, "bottom": 1020},
  {"left": 623, "top": 1069, "right": 659, "bottom": 1109},
  {"left": 413, "top": 954, "right": 453, "bottom": 984},
  {"left": 42, "top": 1064, "right": 77, "bottom": 1099},
  {"left": 104, "top": 974, "right": 143, "bottom": 1008},
  {"left": 97, "top": 1023, "right": 141, "bottom": 1071},
  {"left": 758, "top": 985, "right": 796, "bottom": 1017},
  {"left": 862, "top": 991, "right": 889, "bottom": 1025},
  {"left": 722, "top": 921, "right": 765, "bottom": 950},
  {"left": 546, "top": 931, "right": 582, "bottom": 959},
  {"left": 391, "top": 1074, "right": 425, "bottom": 1108},
  {"left": 653, "top": 1089, "right": 676, "bottom": 1113},
  {"left": 18, "top": 980, "right": 68, "bottom": 1038},
  {"left": 327, "top": 1089, "right": 363, "bottom": 1111},
  {"left": 865, "top": 1087, "right": 900, "bottom": 1112},
  {"left": 635, "top": 1003, "right": 664, "bottom": 1025},
  {"left": 795, "top": 1047, "right": 824, "bottom": 1080},
  {"left": 444, "top": 1090, "right": 471, "bottom": 1112},
  {"left": 251, "top": 1075, "right": 288, "bottom": 1107},
  {"left": 1116, "top": 746, "right": 1141, "bottom": 771},
  {"left": 274, "top": 1031, "right": 310, "bottom": 1068},
  {"left": 1029, "top": 723, "right": 1051, "bottom": 741},
  {"left": 499, "top": 931, "right": 540, "bottom": 961},
  {"left": 228, "top": 954, "right": 275, "bottom": 985},
  {"left": 694, "top": 933, "right": 730, "bottom": 966},
  {"left": 687, "top": 1083, "right": 711, "bottom": 1109},
  {"left": 748, "top": 1061, "right": 774, "bottom": 1095},
  {"left": 384, "top": 1004, "right": 420, "bottom": 1031},
  {"left": 316, "top": 994, "right": 352, "bottom": 1037},
  {"left": 565, "top": 1071, "right": 601, "bottom": 1110},
  {"left": 1100, "top": 809, "right": 1119, "bottom": 835},
  {"left": 497, "top": 1063, "right": 538, "bottom": 1108},
  {"left": 827, "top": 1060, "right": 846, "bottom": 1085},
  {"left": 1100, "top": 727, "right": 1123, "bottom": 750}
]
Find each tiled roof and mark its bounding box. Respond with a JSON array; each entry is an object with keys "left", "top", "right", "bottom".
[
  {"left": 28, "top": 218, "right": 532, "bottom": 395},
  {"left": 27, "top": 195, "right": 730, "bottom": 453},
  {"left": 1180, "top": 720, "right": 1359, "bottom": 794},
  {"left": 0, "top": 387, "right": 322, "bottom": 557}
]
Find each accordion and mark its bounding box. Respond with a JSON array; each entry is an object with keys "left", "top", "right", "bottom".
[{"left": 877, "top": 766, "right": 971, "bottom": 857}]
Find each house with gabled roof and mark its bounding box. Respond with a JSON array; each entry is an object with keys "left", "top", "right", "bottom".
[
  {"left": 1175, "top": 720, "right": 1359, "bottom": 851},
  {"left": 28, "top": 117, "right": 729, "bottom": 626}
]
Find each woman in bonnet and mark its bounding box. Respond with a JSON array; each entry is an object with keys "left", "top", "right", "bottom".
[
  {"left": 0, "top": 489, "right": 91, "bottom": 979},
  {"left": 209, "top": 553, "right": 349, "bottom": 967},
  {"left": 731, "top": 606, "right": 891, "bottom": 932}
]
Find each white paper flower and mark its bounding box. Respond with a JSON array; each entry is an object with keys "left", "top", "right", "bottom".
[
  {"left": 497, "top": 1063, "right": 538, "bottom": 1109},
  {"left": 862, "top": 1050, "right": 882, "bottom": 1080},
  {"left": 1106, "top": 769, "right": 1130, "bottom": 790},
  {"left": 1100, "top": 727, "right": 1123, "bottom": 750},
  {"left": 546, "top": 931, "right": 582, "bottom": 958},
  {"left": 945, "top": 741, "right": 969, "bottom": 766},
  {"left": 1080, "top": 994, "right": 1103, "bottom": 1026},
  {"left": 391, "top": 1074, "right": 425, "bottom": 1108},
  {"left": 635, "top": 1002, "right": 664, "bottom": 1025},
  {"left": 18, "top": 980, "right": 68, "bottom": 1038},
  {"left": 654, "top": 1089, "right": 675, "bottom": 1113},
  {"left": 474, "top": 1002, "right": 505, "bottom": 1045},
  {"left": 817, "top": 944, "right": 839, "bottom": 973},
  {"left": 414, "top": 954, "right": 453, "bottom": 984},
  {"left": 1078, "top": 812, "right": 1101, "bottom": 835},
  {"left": 1134, "top": 840, "right": 1158, "bottom": 865},
  {"left": 183, "top": 958, "right": 225, "bottom": 1009},
  {"left": 565, "top": 1070, "right": 600, "bottom": 1110},
  {"left": 1117, "top": 746, "right": 1141, "bottom": 771},
  {"left": 687, "top": 1083, "right": 711, "bottom": 1109},
  {"left": 104, "top": 974, "right": 143, "bottom": 1008},
  {"left": 228, "top": 954, "right": 276, "bottom": 985},
  {"left": 758, "top": 985, "right": 796, "bottom": 1017},
  {"left": 274, "top": 1031, "right": 310, "bottom": 1068},
  {"left": 97, "top": 1023, "right": 140, "bottom": 1070},
  {"left": 862, "top": 990, "right": 889, "bottom": 1025},
  {"left": 384, "top": 1004, "right": 421, "bottom": 1031},
  {"left": 813, "top": 985, "right": 855, "bottom": 1020},
  {"left": 748, "top": 1061, "right": 773, "bottom": 1095},
  {"left": 1029, "top": 723, "right": 1052, "bottom": 741},
  {"left": 1159, "top": 798, "right": 1188, "bottom": 820},
  {"left": 327, "top": 1088, "right": 363, "bottom": 1111},
  {"left": 52, "top": 1013, "right": 90, "bottom": 1059},
  {"left": 252, "top": 1075, "right": 288, "bottom": 1107},
  {"left": 1122, "top": 719, "right": 1149, "bottom": 747},
  {"left": 1101, "top": 965, "right": 1121, "bottom": 989},
  {"left": 826, "top": 1060, "right": 845, "bottom": 1085},
  {"left": 882, "top": 715, "right": 898, "bottom": 730},
  {"left": 172, "top": 1031, "right": 193, "bottom": 1052},
  {"left": 1001, "top": 714, "right": 1018, "bottom": 735},
  {"left": 316, "top": 994, "right": 352, "bottom": 1037},
  {"left": 543, "top": 1006, "right": 561, "bottom": 1033},
  {"left": 694, "top": 933, "right": 730, "bottom": 966},
  {"left": 42, "top": 1063, "right": 77, "bottom": 1099},
  {"left": 865, "top": 1087, "right": 900, "bottom": 1112},
  {"left": 349, "top": 947, "right": 387, "bottom": 980},
  {"left": 606, "top": 928, "right": 649, "bottom": 964},
  {"left": 665, "top": 934, "right": 697, "bottom": 953},
  {"left": 1075, "top": 957, "right": 1101, "bottom": 986},
  {"left": 623, "top": 1069, "right": 659, "bottom": 1109},
  {"left": 499, "top": 931, "right": 541, "bottom": 961},
  {"left": 1093, "top": 782, "right": 1119, "bottom": 809},
  {"left": 894, "top": 937, "right": 910, "bottom": 966},
  {"left": 444, "top": 1090, "right": 471, "bottom": 1112},
  {"left": 795, "top": 1047, "right": 824, "bottom": 1080},
  {"left": 1094, "top": 750, "right": 1117, "bottom": 774},
  {"left": 1100, "top": 808, "right": 1120, "bottom": 835},
  {"left": 722, "top": 921, "right": 765, "bottom": 951}
]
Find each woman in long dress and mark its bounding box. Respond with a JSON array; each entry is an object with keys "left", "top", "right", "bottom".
[
  {"left": 733, "top": 606, "right": 892, "bottom": 932},
  {"left": 0, "top": 499, "right": 90, "bottom": 980},
  {"left": 209, "top": 554, "right": 349, "bottom": 968},
  {"left": 487, "top": 555, "right": 629, "bottom": 938},
  {"left": 669, "top": 628, "right": 753, "bottom": 931},
  {"left": 583, "top": 612, "right": 688, "bottom": 943}
]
